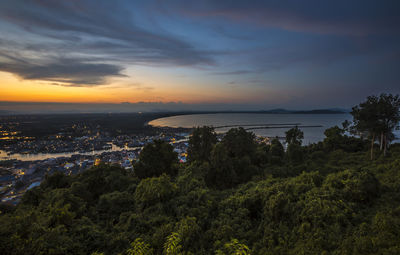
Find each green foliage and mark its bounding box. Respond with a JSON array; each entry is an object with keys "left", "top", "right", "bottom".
[
  {"left": 215, "top": 239, "right": 251, "bottom": 255},
  {"left": 42, "top": 171, "right": 72, "bottom": 190},
  {"left": 1, "top": 127, "right": 400, "bottom": 254},
  {"left": 135, "top": 174, "right": 177, "bottom": 208},
  {"left": 286, "top": 143, "right": 304, "bottom": 164},
  {"left": 164, "top": 232, "right": 183, "bottom": 255},
  {"left": 97, "top": 191, "right": 135, "bottom": 220},
  {"left": 126, "top": 238, "right": 153, "bottom": 255},
  {"left": 174, "top": 216, "right": 201, "bottom": 251},
  {"left": 322, "top": 125, "right": 366, "bottom": 152},
  {"left": 208, "top": 135, "right": 260, "bottom": 189},
  {"left": 285, "top": 126, "right": 304, "bottom": 145},
  {"left": 324, "top": 125, "right": 345, "bottom": 150},
  {"left": 351, "top": 93, "right": 400, "bottom": 158},
  {"left": 269, "top": 138, "right": 284, "bottom": 164},
  {"left": 222, "top": 127, "right": 256, "bottom": 159},
  {"left": 187, "top": 126, "right": 217, "bottom": 163},
  {"left": 134, "top": 140, "right": 178, "bottom": 179},
  {"left": 207, "top": 143, "right": 237, "bottom": 189},
  {"left": 323, "top": 169, "right": 380, "bottom": 204}
]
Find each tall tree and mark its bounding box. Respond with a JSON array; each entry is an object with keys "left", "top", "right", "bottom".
[
  {"left": 134, "top": 140, "right": 178, "bottom": 179},
  {"left": 376, "top": 94, "right": 400, "bottom": 156},
  {"left": 222, "top": 127, "right": 256, "bottom": 158},
  {"left": 351, "top": 94, "right": 400, "bottom": 159},
  {"left": 351, "top": 95, "right": 381, "bottom": 159},
  {"left": 285, "top": 126, "right": 304, "bottom": 146},
  {"left": 187, "top": 126, "right": 217, "bottom": 163},
  {"left": 269, "top": 138, "right": 285, "bottom": 164},
  {"left": 323, "top": 126, "right": 345, "bottom": 151}
]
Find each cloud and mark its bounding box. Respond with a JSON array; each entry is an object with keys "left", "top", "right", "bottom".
[
  {"left": 0, "top": 52, "right": 125, "bottom": 86},
  {"left": 0, "top": 0, "right": 399, "bottom": 97},
  {"left": 0, "top": 0, "right": 215, "bottom": 86},
  {"left": 0, "top": 0, "right": 215, "bottom": 65},
  {"left": 168, "top": 0, "right": 400, "bottom": 36},
  {"left": 211, "top": 70, "right": 255, "bottom": 75}
]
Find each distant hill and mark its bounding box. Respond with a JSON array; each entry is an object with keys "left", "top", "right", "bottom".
[
  {"left": 232, "top": 108, "right": 349, "bottom": 114},
  {"left": 188, "top": 108, "right": 349, "bottom": 114},
  {"left": 289, "top": 109, "right": 349, "bottom": 114},
  {"left": 169, "top": 108, "right": 349, "bottom": 114}
]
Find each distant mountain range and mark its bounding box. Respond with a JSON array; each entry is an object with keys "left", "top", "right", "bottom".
[
  {"left": 188, "top": 108, "right": 349, "bottom": 114},
  {"left": 259, "top": 108, "right": 349, "bottom": 114}
]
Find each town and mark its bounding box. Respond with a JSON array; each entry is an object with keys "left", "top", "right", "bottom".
[
  {"left": 0, "top": 131, "right": 191, "bottom": 205},
  {"left": 0, "top": 113, "right": 282, "bottom": 205}
]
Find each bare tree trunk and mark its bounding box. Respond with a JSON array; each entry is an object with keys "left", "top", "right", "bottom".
[
  {"left": 380, "top": 132, "right": 384, "bottom": 151},
  {"left": 384, "top": 134, "right": 387, "bottom": 157},
  {"left": 370, "top": 133, "right": 375, "bottom": 160}
]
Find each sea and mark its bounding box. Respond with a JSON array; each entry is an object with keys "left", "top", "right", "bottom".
[{"left": 149, "top": 113, "right": 352, "bottom": 145}]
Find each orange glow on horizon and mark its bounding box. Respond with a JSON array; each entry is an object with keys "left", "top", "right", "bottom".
[
  {"left": 0, "top": 71, "right": 167, "bottom": 103},
  {"left": 0, "top": 71, "right": 272, "bottom": 105}
]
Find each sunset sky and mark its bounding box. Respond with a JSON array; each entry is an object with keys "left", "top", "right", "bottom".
[{"left": 0, "top": 0, "right": 399, "bottom": 112}]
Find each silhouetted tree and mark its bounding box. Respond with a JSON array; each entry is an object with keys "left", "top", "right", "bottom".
[
  {"left": 187, "top": 126, "right": 217, "bottom": 163},
  {"left": 376, "top": 94, "right": 400, "bottom": 156},
  {"left": 269, "top": 138, "right": 285, "bottom": 164},
  {"left": 134, "top": 140, "right": 178, "bottom": 179},
  {"left": 208, "top": 143, "right": 236, "bottom": 189},
  {"left": 222, "top": 127, "right": 256, "bottom": 159},
  {"left": 323, "top": 126, "right": 345, "bottom": 151},
  {"left": 351, "top": 94, "right": 400, "bottom": 159},
  {"left": 287, "top": 143, "right": 304, "bottom": 164},
  {"left": 285, "top": 126, "right": 304, "bottom": 146}
]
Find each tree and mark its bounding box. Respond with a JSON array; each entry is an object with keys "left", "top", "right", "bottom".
[
  {"left": 187, "top": 126, "right": 217, "bottom": 163},
  {"left": 134, "top": 174, "right": 177, "bottom": 208},
  {"left": 285, "top": 126, "right": 304, "bottom": 146},
  {"left": 376, "top": 94, "right": 400, "bottom": 156},
  {"left": 42, "top": 171, "right": 72, "bottom": 190},
  {"left": 222, "top": 128, "right": 256, "bottom": 159},
  {"left": 323, "top": 126, "right": 345, "bottom": 151},
  {"left": 208, "top": 143, "right": 236, "bottom": 189},
  {"left": 215, "top": 239, "right": 251, "bottom": 255},
  {"left": 269, "top": 138, "right": 284, "bottom": 164},
  {"left": 134, "top": 140, "right": 178, "bottom": 179},
  {"left": 351, "top": 96, "right": 383, "bottom": 160},
  {"left": 286, "top": 143, "right": 304, "bottom": 164},
  {"left": 163, "top": 232, "right": 183, "bottom": 255},
  {"left": 351, "top": 94, "right": 400, "bottom": 159},
  {"left": 126, "top": 238, "right": 153, "bottom": 255},
  {"left": 203, "top": 128, "right": 260, "bottom": 188},
  {"left": 174, "top": 217, "right": 201, "bottom": 251}
]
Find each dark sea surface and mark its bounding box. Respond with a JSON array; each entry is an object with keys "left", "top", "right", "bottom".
[{"left": 149, "top": 113, "right": 352, "bottom": 144}]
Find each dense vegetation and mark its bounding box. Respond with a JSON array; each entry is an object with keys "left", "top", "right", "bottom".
[
  {"left": 0, "top": 94, "right": 399, "bottom": 254},
  {"left": 1, "top": 125, "right": 400, "bottom": 254}
]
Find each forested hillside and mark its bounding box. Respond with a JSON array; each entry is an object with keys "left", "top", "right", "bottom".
[{"left": 1, "top": 123, "right": 400, "bottom": 254}]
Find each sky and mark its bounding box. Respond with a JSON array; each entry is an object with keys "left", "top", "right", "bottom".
[{"left": 0, "top": 0, "right": 399, "bottom": 113}]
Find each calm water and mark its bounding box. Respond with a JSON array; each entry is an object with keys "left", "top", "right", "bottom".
[{"left": 149, "top": 113, "right": 352, "bottom": 144}]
